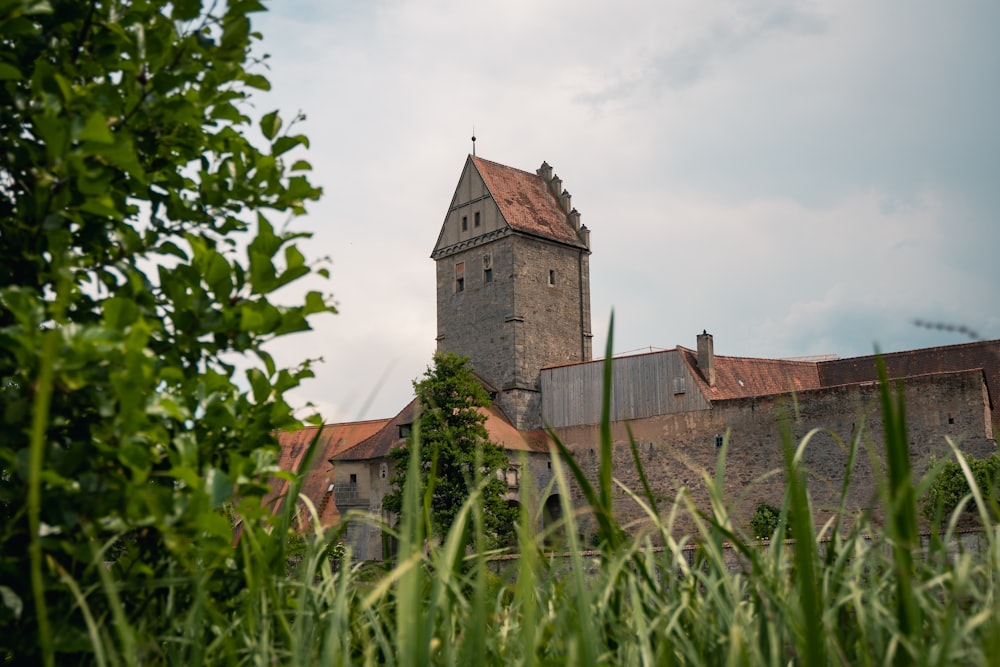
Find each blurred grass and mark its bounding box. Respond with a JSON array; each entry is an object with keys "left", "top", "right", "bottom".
[{"left": 46, "top": 355, "right": 999, "bottom": 666}]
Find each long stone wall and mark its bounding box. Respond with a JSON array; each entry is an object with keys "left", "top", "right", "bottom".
[{"left": 549, "top": 370, "right": 996, "bottom": 539}]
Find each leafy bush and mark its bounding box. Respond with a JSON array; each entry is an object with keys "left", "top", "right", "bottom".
[
  {"left": 0, "top": 1, "right": 331, "bottom": 662},
  {"left": 750, "top": 501, "right": 791, "bottom": 539},
  {"left": 922, "top": 452, "right": 1000, "bottom": 522}
]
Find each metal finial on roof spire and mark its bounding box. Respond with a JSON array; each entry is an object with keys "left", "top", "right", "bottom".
[{"left": 471, "top": 126, "right": 476, "bottom": 156}]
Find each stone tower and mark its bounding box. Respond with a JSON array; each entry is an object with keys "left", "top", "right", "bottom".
[{"left": 431, "top": 156, "right": 593, "bottom": 430}]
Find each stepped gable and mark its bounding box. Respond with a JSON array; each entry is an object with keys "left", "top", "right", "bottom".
[
  {"left": 472, "top": 156, "right": 587, "bottom": 249},
  {"left": 680, "top": 346, "right": 822, "bottom": 401},
  {"left": 266, "top": 419, "right": 390, "bottom": 527},
  {"left": 818, "top": 339, "right": 999, "bottom": 425}
]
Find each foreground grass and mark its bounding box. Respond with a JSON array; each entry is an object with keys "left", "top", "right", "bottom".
[{"left": 38, "top": 371, "right": 1000, "bottom": 665}]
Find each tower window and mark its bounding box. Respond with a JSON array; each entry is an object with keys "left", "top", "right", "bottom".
[
  {"left": 714, "top": 435, "right": 724, "bottom": 449},
  {"left": 455, "top": 262, "right": 465, "bottom": 292},
  {"left": 548, "top": 269, "right": 556, "bottom": 286},
  {"left": 474, "top": 211, "right": 481, "bottom": 227},
  {"left": 484, "top": 268, "right": 493, "bottom": 283},
  {"left": 461, "top": 216, "right": 468, "bottom": 231}
]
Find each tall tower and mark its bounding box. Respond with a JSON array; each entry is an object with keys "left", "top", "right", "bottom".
[{"left": 431, "top": 156, "right": 593, "bottom": 430}]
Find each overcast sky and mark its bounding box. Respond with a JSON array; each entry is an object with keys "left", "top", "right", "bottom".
[{"left": 249, "top": 0, "right": 1000, "bottom": 424}]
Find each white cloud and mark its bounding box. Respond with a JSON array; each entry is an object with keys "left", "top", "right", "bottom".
[{"left": 247, "top": 0, "right": 1000, "bottom": 422}]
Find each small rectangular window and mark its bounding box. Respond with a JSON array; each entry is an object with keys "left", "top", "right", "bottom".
[
  {"left": 461, "top": 216, "right": 468, "bottom": 231},
  {"left": 714, "top": 434, "right": 724, "bottom": 449},
  {"left": 548, "top": 269, "right": 556, "bottom": 286},
  {"left": 349, "top": 473, "right": 357, "bottom": 484},
  {"left": 399, "top": 423, "right": 412, "bottom": 439},
  {"left": 484, "top": 268, "right": 493, "bottom": 283},
  {"left": 455, "top": 262, "right": 465, "bottom": 292},
  {"left": 474, "top": 211, "right": 481, "bottom": 227}
]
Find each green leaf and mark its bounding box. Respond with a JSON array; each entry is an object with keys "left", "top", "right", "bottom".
[
  {"left": 246, "top": 367, "right": 270, "bottom": 403},
  {"left": 205, "top": 468, "right": 234, "bottom": 509},
  {"left": 244, "top": 73, "right": 271, "bottom": 91},
  {"left": 79, "top": 111, "right": 113, "bottom": 144},
  {"left": 260, "top": 110, "right": 281, "bottom": 140},
  {"left": 0, "top": 62, "right": 23, "bottom": 80},
  {"left": 103, "top": 297, "right": 138, "bottom": 329},
  {"left": 272, "top": 135, "right": 305, "bottom": 157}
]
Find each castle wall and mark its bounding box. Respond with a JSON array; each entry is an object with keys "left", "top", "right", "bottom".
[{"left": 550, "top": 370, "right": 996, "bottom": 539}]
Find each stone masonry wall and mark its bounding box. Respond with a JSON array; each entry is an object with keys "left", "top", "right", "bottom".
[
  {"left": 549, "top": 371, "right": 996, "bottom": 540},
  {"left": 436, "top": 233, "right": 591, "bottom": 430}
]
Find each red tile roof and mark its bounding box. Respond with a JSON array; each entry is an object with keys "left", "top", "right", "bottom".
[
  {"left": 472, "top": 156, "right": 587, "bottom": 249},
  {"left": 263, "top": 419, "right": 390, "bottom": 529},
  {"left": 335, "top": 398, "right": 550, "bottom": 462},
  {"left": 679, "top": 347, "right": 822, "bottom": 400}
]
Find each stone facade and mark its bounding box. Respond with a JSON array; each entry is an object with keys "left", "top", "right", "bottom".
[
  {"left": 275, "top": 154, "right": 999, "bottom": 561},
  {"left": 432, "top": 156, "right": 592, "bottom": 430},
  {"left": 551, "top": 369, "right": 995, "bottom": 539}
]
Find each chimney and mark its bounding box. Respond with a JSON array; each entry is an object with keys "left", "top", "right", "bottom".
[
  {"left": 537, "top": 161, "right": 552, "bottom": 181},
  {"left": 550, "top": 174, "right": 562, "bottom": 199},
  {"left": 697, "top": 330, "right": 715, "bottom": 387},
  {"left": 559, "top": 189, "right": 572, "bottom": 214}
]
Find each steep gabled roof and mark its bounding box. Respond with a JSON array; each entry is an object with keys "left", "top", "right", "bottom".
[
  {"left": 471, "top": 156, "right": 588, "bottom": 249},
  {"left": 679, "top": 347, "right": 823, "bottom": 401},
  {"left": 334, "top": 397, "right": 550, "bottom": 463},
  {"left": 263, "top": 419, "right": 390, "bottom": 527}
]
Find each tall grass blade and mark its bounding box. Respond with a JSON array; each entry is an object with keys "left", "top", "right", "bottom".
[
  {"left": 876, "top": 358, "right": 921, "bottom": 665},
  {"left": 779, "top": 412, "right": 826, "bottom": 666}
]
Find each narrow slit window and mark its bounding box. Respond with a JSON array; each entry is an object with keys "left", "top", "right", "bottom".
[
  {"left": 484, "top": 268, "right": 493, "bottom": 283},
  {"left": 474, "top": 211, "right": 481, "bottom": 227},
  {"left": 455, "top": 262, "right": 465, "bottom": 292},
  {"left": 461, "top": 215, "right": 468, "bottom": 231},
  {"left": 548, "top": 269, "right": 556, "bottom": 286}
]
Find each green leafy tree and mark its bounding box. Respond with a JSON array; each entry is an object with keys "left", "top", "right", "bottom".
[
  {"left": 0, "top": 1, "right": 331, "bottom": 662},
  {"left": 383, "top": 352, "right": 518, "bottom": 549},
  {"left": 750, "top": 502, "right": 792, "bottom": 540},
  {"left": 921, "top": 452, "right": 1000, "bottom": 523}
]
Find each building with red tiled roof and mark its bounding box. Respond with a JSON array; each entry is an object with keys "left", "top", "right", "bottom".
[
  {"left": 274, "top": 154, "right": 998, "bottom": 558},
  {"left": 266, "top": 419, "right": 389, "bottom": 531}
]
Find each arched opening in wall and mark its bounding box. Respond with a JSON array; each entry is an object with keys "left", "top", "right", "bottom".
[{"left": 543, "top": 494, "right": 563, "bottom": 547}]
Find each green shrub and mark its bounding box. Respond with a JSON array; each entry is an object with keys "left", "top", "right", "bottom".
[
  {"left": 0, "top": 2, "right": 330, "bottom": 663},
  {"left": 922, "top": 452, "right": 1000, "bottom": 522},
  {"left": 750, "top": 501, "right": 791, "bottom": 539}
]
